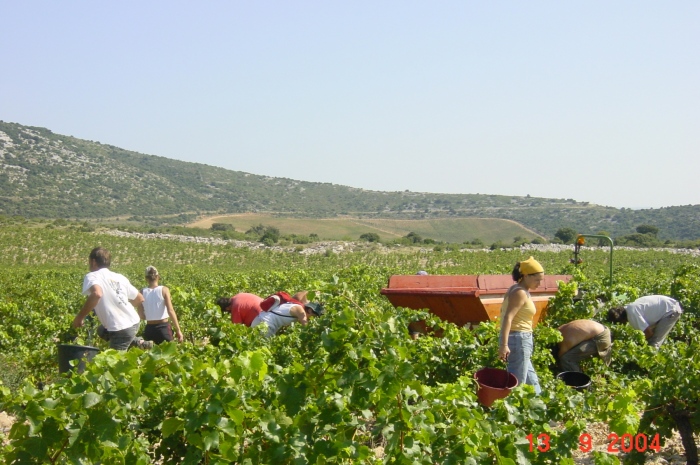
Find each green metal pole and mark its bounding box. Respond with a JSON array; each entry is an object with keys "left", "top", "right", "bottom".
[{"left": 575, "top": 234, "right": 614, "bottom": 286}]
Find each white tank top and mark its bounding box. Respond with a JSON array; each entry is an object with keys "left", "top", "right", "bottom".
[
  {"left": 250, "top": 303, "right": 298, "bottom": 337},
  {"left": 142, "top": 286, "right": 168, "bottom": 321}
]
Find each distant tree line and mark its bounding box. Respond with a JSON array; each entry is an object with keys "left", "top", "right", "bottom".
[{"left": 553, "top": 224, "right": 675, "bottom": 248}]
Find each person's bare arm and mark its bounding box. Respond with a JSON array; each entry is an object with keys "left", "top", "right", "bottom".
[
  {"left": 289, "top": 305, "right": 309, "bottom": 325},
  {"left": 130, "top": 292, "right": 145, "bottom": 321},
  {"left": 499, "top": 290, "right": 526, "bottom": 361},
  {"left": 136, "top": 302, "right": 146, "bottom": 320},
  {"left": 643, "top": 326, "right": 655, "bottom": 339},
  {"left": 73, "top": 284, "right": 102, "bottom": 328},
  {"left": 130, "top": 292, "right": 144, "bottom": 308},
  {"left": 162, "top": 286, "right": 184, "bottom": 342}
]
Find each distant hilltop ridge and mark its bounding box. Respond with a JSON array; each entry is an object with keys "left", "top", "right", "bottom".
[{"left": 1, "top": 120, "right": 700, "bottom": 240}]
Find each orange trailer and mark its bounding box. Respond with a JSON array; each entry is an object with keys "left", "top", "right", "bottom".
[{"left": 380, "top": 274, "right": 571, "bottom": 330}]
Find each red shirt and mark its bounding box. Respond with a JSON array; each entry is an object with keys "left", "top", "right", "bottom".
[{"left": 230, "top": 293, "right": 263, "bottom": 326}]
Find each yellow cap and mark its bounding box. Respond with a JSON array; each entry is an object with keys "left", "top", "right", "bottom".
[{"left": 520, "top": 256, "right": 544, "bottom": 275}]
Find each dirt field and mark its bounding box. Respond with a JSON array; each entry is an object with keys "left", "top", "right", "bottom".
[{"left": 187, "top": 213, "right": 543, "bottom": 244}]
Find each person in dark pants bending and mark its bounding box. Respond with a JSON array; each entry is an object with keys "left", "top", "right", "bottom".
[
  {"left": 608, "top": 295, "right": 682, "bottom": 348},
  {"left": 555, "top": 319, "right": 612, "bottom": 372}
]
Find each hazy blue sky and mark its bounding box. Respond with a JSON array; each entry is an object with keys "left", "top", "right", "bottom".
[{"left": 2, "top": 1, "right": 698, "bottom": 209}]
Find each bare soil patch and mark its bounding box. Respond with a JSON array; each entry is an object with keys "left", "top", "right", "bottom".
[{"left": 1, "top": 411, "right": 14, "bottom": 446}]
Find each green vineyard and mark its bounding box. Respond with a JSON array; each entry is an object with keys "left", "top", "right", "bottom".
[{"left": 0, "top": 223, "right": 698, "bottom": 464}]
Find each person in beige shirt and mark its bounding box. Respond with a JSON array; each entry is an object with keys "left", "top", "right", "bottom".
[{"left": 556, "top": 319, "right": 612, "bottom": 372}]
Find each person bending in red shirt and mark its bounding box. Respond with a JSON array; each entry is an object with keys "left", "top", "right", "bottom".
[{"left": 217, "top": 291, "right": 310, "bottom": 327}]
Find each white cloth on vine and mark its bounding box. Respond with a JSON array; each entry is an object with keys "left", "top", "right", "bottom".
[
  {"left": 82, "top": 268, "right": 140, "bottom": 332},
  {"left": 625, "top": 295, "right": 682, "bottom": 331},
  {"left": 250, "top": 302, "right": 299, "bottom": 337},
  {"left": 142, "top": 286, "right": 168, "bottom": 321}
]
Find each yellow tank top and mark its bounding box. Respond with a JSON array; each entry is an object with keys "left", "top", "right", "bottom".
[{"left": 500, "top": 285, "right": 536, "bottom": 332}]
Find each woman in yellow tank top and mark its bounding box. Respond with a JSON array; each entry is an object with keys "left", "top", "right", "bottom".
[{"left": 498, "top": 257, "right": 544, "bottom": 394}]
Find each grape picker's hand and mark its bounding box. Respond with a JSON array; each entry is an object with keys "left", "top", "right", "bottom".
[
  {"left": 498, "top": 345, "right": 510, "bottom": 362},
  {"left": 72, "top": 315, "right": 85, "bottom": 328}
]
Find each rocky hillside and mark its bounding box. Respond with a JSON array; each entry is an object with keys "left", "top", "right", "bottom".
[{"left": 2, "top": 120, "right": 699, "bottom": 240}]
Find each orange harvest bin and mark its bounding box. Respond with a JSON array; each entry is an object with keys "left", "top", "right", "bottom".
[{"left": 380, "top": 274, "right": 571, "bottom": 329}]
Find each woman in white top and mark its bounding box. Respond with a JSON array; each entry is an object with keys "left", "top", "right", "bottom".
[
  {"left": 250, "top": 300, "right": 324, "bottom": 337},
  {"left": 140, "top": 266, "right": 184, "bottom": 344}
]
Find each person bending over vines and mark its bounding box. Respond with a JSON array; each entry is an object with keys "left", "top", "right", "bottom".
[{"left": 607, "top": 295, "right": 682, "bottom": 348}]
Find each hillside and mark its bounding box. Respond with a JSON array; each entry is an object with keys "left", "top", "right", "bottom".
[
  {"left": 188, "top": 213, "right": 543, "bottom": 243},
  {"left": 2, "top": 120, "right": 700, "bottom": 240}
]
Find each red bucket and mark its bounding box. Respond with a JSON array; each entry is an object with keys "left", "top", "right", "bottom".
[{"left": 474, "top": 368, "right": 518, "bottom": 407}]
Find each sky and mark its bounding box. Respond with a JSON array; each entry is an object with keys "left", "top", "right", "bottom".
[{"left": 1, "top": 1, "right": 698, "bottom": 209}]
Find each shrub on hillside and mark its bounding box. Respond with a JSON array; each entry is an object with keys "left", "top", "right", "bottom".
[{"left": 359, "top": 232, "right": 380, "bottom": 242}]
